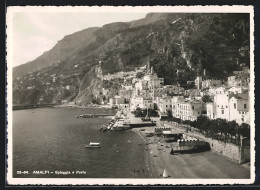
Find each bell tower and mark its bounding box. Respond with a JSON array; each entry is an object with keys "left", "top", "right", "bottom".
[{"left": 147, "top": 59, "right": 151, "bottom": 74}]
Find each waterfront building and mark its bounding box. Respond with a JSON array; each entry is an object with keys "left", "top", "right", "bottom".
[
  {"left": 109, "top": 96, "right": 129, "bottom": 108},
  {"left": 206, "top": 102, "right": 216, "bottom": 119},
  {"left": 229, "top": 93, "right": 250, "bottom": 124},
  {"left": 213, "top": 90, "right": 231, "bottom": 121},
  {"left": 157, "top": 95, "right": 172, "bottom": 113},
  {"left": 174, "top": 99, "right": 203, "bottom": 121},
  {"left": 130, "top": 96, "right": 154, "bottom": 111},
  {"left": 207, "top": 88, "right": 250, "bottom": 124},
  {"left": 171, "top": 96, "right": 184, "bottom": 118}
]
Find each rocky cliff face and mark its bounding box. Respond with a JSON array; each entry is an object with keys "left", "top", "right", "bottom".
[{"left": 13, "top": 13, "right": 250, "bottom": 105}]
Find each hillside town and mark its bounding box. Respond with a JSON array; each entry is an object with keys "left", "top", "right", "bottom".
[{"left": 109, "top": 59, "right": 250, "bottom": 126}]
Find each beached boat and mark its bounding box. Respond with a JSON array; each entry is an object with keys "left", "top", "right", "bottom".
[
  {"left": 163, "top": 169, "right": 169, "bottom": 178},
  {"left": 86, "top": 142, "right": 101, "bottom": 148}
]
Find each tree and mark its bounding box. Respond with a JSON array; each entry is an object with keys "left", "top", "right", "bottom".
[
  {"left": 239, "top": 123, "right": 250, "bottom": 138},
  {"left": 227, "top": 121, "right": 238, "bottom": 143},
  {"left": 202, "top": 95, "right": 213, "bottom": 103},
  {"left": 27, "top": 88, "right": 41, "bottom": 105},
  {"left": 133, "top": 107, "right": 143, "bottom": 117},
  {"left": 136, "top": 72, "right": 145, "bottom": 79},
  {"left": 167, "top": 110, "right": 173, "bottom": 119},
  {"left": 196, "top": 115, "right": 209, "bottom": 132}
]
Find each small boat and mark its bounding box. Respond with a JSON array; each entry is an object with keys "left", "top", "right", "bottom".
[
  {"left": 163, "top": 169, "right": 169, "bottom": 178},
  {"left": 86, "top": 142, "right": 101, "bottom": 148}
]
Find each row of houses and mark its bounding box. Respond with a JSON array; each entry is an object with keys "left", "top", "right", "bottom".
[{"left": 109, "top": 61, "right": 250, "bottom": 125}]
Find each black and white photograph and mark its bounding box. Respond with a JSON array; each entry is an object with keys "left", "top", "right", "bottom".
[{"left": 6, "top": 6, "right": 255, "bottom": 185}]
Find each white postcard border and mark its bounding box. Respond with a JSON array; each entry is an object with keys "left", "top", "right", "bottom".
[{"left": 6, "top": 5, "right": 255, "bottom": 185}]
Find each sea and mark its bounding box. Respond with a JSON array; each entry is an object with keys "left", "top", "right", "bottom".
[{"left": 12, "top": 107, "right": 151, "bottom": 178}]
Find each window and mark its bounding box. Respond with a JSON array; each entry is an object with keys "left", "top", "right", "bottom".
[
  {"left": 166, "top": 105, "right": 168, "bottom": 107},
  {"left": 226, "top": 106, "right": 228, "bottom": 108},
  {"left": 234, "top": 103, "right": 236, "bottom": 109},
  {"left": 244, "top": 104, "right": 247, "bottom": 109},
  {"left": 222, "top": 110, "right": 224, "bottom": 114},
  {"left": 198, "top": 112, "right": 200, "bottom": 114},
  {"left": 218, "top": 105, "right": 219, "bottom": 107},
  {"left": 192, "top": 106, "right": 194, "bottom": 110}
]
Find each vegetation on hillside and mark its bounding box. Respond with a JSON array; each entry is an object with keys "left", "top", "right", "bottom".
[{"left": 13, "top": 13, "right": 250, "bottom": 105}]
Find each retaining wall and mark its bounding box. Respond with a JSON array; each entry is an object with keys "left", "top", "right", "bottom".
[{"left": 166, "top": 121, "right": 250, "bottom": 164}]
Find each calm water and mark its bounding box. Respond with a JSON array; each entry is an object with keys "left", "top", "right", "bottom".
[{"left": 13, "top": 108, "right": 151, "bottom": 178}]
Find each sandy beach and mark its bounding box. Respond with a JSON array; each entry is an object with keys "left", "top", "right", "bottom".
[{"left": 131, "top": 124, "right": 250, "bottom": 179}]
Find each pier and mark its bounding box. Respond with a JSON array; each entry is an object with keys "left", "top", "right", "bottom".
[{"left": 76, "top": 114, "right": 115, "bottom": 118}]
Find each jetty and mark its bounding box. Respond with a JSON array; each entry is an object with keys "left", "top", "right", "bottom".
[{"left": 76, "top": 114, "right": 115, "bottom": 118}]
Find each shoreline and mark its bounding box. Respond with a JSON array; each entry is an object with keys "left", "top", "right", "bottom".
[
  {"left": 131, "top": 127, "right": 166, "bottom": 178},
  {"left": 131, "top": 125, "right": 250, "bottom": 179},
  {"left": 131, "top": 128, "right": 156, "bottom": 178}
]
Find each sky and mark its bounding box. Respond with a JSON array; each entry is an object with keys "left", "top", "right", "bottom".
[{"left": 9, "top": 11, "right": 147, "bottom": 67}]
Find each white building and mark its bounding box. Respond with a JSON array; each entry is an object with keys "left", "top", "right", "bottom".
[
  {"left": 109, "top": 96, "right": 129, "bottom": 108},
  {"left": 202, "top": 79, "right": 222, "bottom": 89},
  {"left": 228, "top": 86, "right": 248, "bottom": 94},
  {"left": 184, "top": 89, "right": 201, "bottom": 98},
  {"left": 163, "top": 85, "right": 185, "bottom": 95},
  {"left": 207, "top": 88, "right": 250, "bottom": 124},
  {"left": 195, "top": 76, "right": 202, "bottom": 89},
  {"left": 214, "top": 90, "right": 230, "bottom": 121},
  {"left": 157, "top": 96, "right": 172, "bottom": 113},
  {"left": 229, "top": 93, "right": 250, "bottom": 124},
  {"left": 206, "top": 102, "right": 216, "bottom": 120},
  {"left": 130, "top": 96, "right": 154, "bottom": 111},
  {"left": 171, "top": 96, "right": 184, "bottom": 117},
  {"left": 174, "top": 99, "right": 203, "bottom": 121}
]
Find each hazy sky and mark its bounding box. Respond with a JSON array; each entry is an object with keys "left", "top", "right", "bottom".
[{"left": 10, "top": 12, "right": 147, "bottom": 67}]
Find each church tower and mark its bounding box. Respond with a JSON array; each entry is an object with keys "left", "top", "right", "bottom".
[
  {"left": 151, "top": 66, "right": 154, "bottom": 74},
  {"left": 147, "top": 59, "right": 151, "bottom": 74}
]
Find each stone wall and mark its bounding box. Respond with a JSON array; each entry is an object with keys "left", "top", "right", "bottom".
[
  {"left": 240, "top": 146, "right": 250, "bottom": 164},
  {"left": 206, "top": 137, "right": 241, "bottom": 163},
  {"left": 165, "top": 121, "right": 250, "bottom": 164}
]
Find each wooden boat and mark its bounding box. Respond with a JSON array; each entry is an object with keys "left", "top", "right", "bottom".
[
  {"left": 163, "top": 169, "right": 169, "bottom": 178},
  {"left": 86, "top": 142, "right": 101, "bottom": 148}
]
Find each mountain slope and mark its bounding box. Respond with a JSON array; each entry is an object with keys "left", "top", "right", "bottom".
[{"left": 13, "top": 13, "right": 250, "bottom": 105}]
